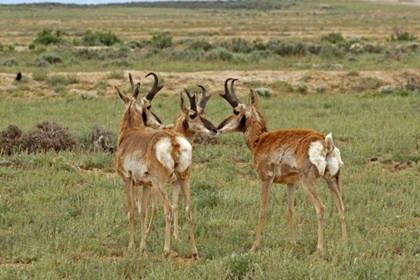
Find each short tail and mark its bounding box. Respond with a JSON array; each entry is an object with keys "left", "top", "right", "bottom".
[{"left": 171, "top": 136, "right": 181, "bottom": 168}]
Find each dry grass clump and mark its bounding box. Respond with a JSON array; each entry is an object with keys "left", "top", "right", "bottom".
[
  {"left": 0, "top": 121, "right": 79, "bottom": 155},
  {"left": 89, "top": 125, "right": 116, "bottom": 153}
]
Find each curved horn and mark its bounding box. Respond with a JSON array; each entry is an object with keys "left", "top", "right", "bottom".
[
  {"left": 197, "top": 85, "right": 211, "bottom": 110},
  {"left": 220, "top": 78, "right": 241, "bottom": 108},
  {"left": 144, "top": 72, "right": 164, "bottom": 101},
  {"left": 184, "top": 88, "right": 197, "bottom": 111},
  {"left": 230, "top": 79, "right": 239, "bottom": 99}
]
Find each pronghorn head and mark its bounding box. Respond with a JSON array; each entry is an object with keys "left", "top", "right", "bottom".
[
  {"left": 181, "top": 86, "right": 218, "bottom": 136},
  {"left": 217, "top": 78, "right": 263, "bottom": 134},
  {"left": 115, "top": 72, "right": 163, "bottom": 129}
]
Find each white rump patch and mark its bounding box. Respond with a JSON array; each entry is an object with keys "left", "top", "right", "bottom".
[
  {"left": 176, "top": 136, "right": 192, "bottom": 172},
  {"left": 124, "top": 151, "right": 150, "bottom": 182},
  {"left": 327, "top": 147, "right": 343, "bottom": 177},
  {"left": 155, "top": 138, "right": 175, "bottom": 172},
  {"left": 309, "top": 141, "right": 327, "bottom": 176}
]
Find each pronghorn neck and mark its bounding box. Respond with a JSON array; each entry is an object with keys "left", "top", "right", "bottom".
[
  {"left": 243, "top": 109, "right": 267, "bottom": 153},
  {"left": 119, "top": 102, "right": 144, "bottom": 135},
  {"left": 173, "top": 114, "right": 195, "bottom": 142}
]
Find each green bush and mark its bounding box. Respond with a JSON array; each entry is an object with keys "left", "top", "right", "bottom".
[
  {"left": 33, "top": 28, "right": 62, "bottom": 45},
  {"left": 266, "top": 39, "right": 307, "bottom": 56},
  {"left": 206, "top": 47, "right": 233, "bottom": 61},
  {"left": 2, "top": 58, "right": 18, "bottom": 66},
  {"left": 188, "top": 40, "right": 213, "bottom": 52},
  {"left": 321, "top": 32, "right": 346, "bottom": 44},
  {"left": 72, "top": 48, "right": 128, "bottom": 60},
  {"left": 319, "top": 44, "right": 345, "bottom": 59},
  {"left": 150, "top": 31, "right": 173, "bottom": 49},
  {"left": 35, "top": 53, "right": 62, "bottom": 65},
  {"left": 390, "top": 27, "right": 417, "bottom": 41},
  {"left": 126, "top": 40, "right": 145, "bottom": 49},
  {"left": 80, "top": 30, "right": 121, "bottom": 46},
  {"left": 294, "top": 81, "right": 308, "bottom": 94},
  {"left": 248, "top": 50, "right": 276, "bottom": 62},
  {"left": 230, "top": 37, "right": 252, "bottom": 53}
]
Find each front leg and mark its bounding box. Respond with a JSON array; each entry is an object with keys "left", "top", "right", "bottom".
[
  {"left": 287, "top": 183, "right": 297, "bottom": 246},
  {"left": 251, "top": 178, "right": 274, "bottom": 252}
]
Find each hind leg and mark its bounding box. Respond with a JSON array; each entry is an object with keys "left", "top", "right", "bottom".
[
  {"left": 150, "top": 176, "right": 173, "bottom": 258},
  {"left": 176, "top": 171, "right": 198, "bottom": 260},
  {"left": 325, "top": 173, "right": 347, "bottom": 240}
]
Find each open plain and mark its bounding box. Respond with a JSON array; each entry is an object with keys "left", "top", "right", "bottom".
[{"left": 0, "top": 0, "right": 420, "bottom": 279}]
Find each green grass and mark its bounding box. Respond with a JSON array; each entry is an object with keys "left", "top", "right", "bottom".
[
  {"left": 0, "top": 0, "right": 420, "bottom": 277},
  {"left": 1, "top": 92, "right": 420, "bottom": 278}
]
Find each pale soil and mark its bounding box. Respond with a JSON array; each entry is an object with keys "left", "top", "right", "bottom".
[{"left": 2, "top": 69, "right": 420, "bottom": 99}]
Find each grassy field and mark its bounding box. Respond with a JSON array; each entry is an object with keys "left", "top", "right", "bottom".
[
  {"left": 0, "top": 0, "right": 420, "bottom": 279},
  {"left": 1, "top": 91, "right": 420, "bottom": 279}
]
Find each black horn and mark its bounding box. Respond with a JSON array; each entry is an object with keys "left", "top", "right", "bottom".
[
  {"left": 184, "top": 88, "right": 197, "bottom": 111},
  {"left": 197, "top": 85, "right": 211, "bottom": 110},
  {"left": 144, "top": 72, "right": 164, "bottom": 101},
  {"left": 220, "top": 78, "right": 241, "bottom": 108}
]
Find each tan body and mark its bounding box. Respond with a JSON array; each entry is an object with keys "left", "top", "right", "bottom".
[
  {"left": 114, "top": 78, "right": 198, "bottom": 259},
  {"left": 217, "top": 79, "right": 346, "bottom": 251},
  {"left": 145, "top": 87, "right": 218, "bottom": 239}
]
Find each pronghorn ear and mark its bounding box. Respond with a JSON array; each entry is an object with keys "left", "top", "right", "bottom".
[
  {"left": 180, "top": 92, "right": 189, "bottom": 114},
  {"left": 133, "top": 82, "right": 141, "bottom": 100},
  {"left": 249, "top": 89, "right": 259, "bottom": 107},
  {"left": 115, "top": 86, "right": 130, "bottom": 104},
  {"left": 325, "top": 133, "right": 335, "bottom": 153}
]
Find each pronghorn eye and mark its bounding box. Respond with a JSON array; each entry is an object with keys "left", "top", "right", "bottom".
[
  {"left": 233, "top": 110, "right": 240, "bottom": 115},
  {"left": 147, "top": 105, "right": 151, "bottom": 110},
  {"left": 189, "top": 114, "right": 197, "bottom": 119}
]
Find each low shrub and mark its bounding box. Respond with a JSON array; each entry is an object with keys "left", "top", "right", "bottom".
[
  {"left": 206, "top": 47, "right": 233, "bottom": 61},
  {"left": 390, "top": 27, "right": 417, "bottom": 42},
  {"left": 126, "top": 40, "right": 145, "bottom": 49},
  {"left": 2, "top": 58, "right": 18, "bottom": 67},
  {"left": 33, "top": 28, "right": 63, "bottom": 45},
  {"left": 0, "top": 121, "right": 79, "bottom": 155},
  {"left": 188, "top": 40, "right": 214, "bottom": 52},
  {"left": 254, "top": 87, "right": 272, "bottom": 97},
  {"left": 294, "top": 81, "right": 308, "bottom": 94},
  {"left": 314, "top": 83, "right": 328, "bottom": 94},
  {"left": 79, "top": 30, "right": 121, "bottom": 46},
  {"left": 321, "top": 32, "right": 346, "bottom": 44},
  {"left": 34, "top": 53, "right": 62, "bottom": 66},
  {"left": 150, "top": 31, "right": 173, "bottom": 49}
]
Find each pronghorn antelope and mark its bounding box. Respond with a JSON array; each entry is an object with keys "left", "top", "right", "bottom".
[
  {"left": 114, "top": 79, "right": 198, "bottom": 259},
  {"left": 146, "top": 86, "right": 218, "bottom": 238},
  {"left": 217, "top": 78, "right": 346, "bottom": 252}
]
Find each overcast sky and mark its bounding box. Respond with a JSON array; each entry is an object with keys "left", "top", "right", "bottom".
[{"left": 0, "top": 0, "right": 177, "bottom": 4}]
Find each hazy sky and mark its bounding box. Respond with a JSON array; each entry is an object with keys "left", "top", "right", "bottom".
[{"left": 0, "top": 0, "right": 172, "bottom": 4}]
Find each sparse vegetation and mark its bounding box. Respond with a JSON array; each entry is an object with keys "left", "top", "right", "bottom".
[
  {"left": 32, "top": 28, "right": 63, "bottom": 45},
  {"left": 0, "top": 1, "right": 420, "bottom": 278},
  {"left": 77, "top": 29, "right": 121, "bottom": 46},
  {"left": 1, "top": 58, "right": 18, "bottom": 66}
]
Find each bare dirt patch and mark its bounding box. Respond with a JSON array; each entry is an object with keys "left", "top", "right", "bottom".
[
  {"left": 369, "top": 157, "right": 415, "bottom": 173},
  {"left": 2, "top": 69, "right": 419, "bottom": 100}
]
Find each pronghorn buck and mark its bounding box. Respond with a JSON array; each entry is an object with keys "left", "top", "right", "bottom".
[
  {"left": 114, "top": 79, "right": 198, "bottom": 259},
  {"left": 217, "top": 78, "right": 347, "bottom": 252},
  {"left": 146, "top": 86, "right": 218, "bottom": 238}
]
